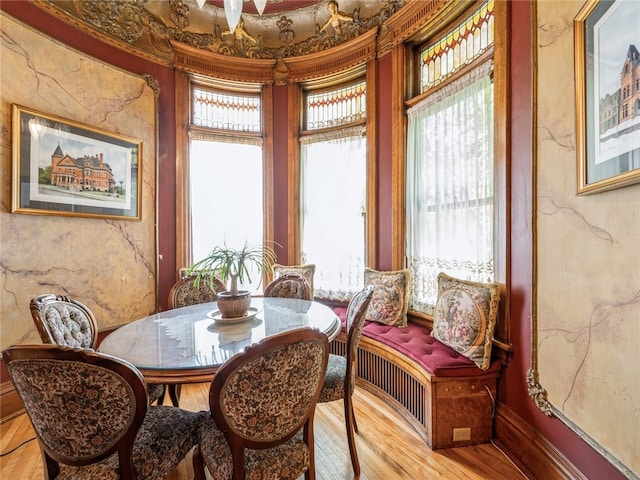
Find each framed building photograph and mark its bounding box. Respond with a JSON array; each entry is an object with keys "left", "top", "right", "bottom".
[
  {"left": 11, "top": 104, "right": 142, "bottom": 219},
  {"left": 574, "top": 0, "right": 640, "bottom": 195}
]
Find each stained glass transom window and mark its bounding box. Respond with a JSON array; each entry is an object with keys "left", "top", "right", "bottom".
[
  {"left": 305, "top": 80, "right": 366, "bottom": 130},
  {"left": 419, "top": 0, "right": 494, "bottom": 92},
  {"left": 192, "top": 87, "right": 261, "bottom": 132}
]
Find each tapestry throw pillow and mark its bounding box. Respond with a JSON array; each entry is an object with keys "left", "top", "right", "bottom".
[
  {"left": 431, "top": 272, "right": 500, "bottom": 370},
  {"left": 274, "top": 264, "right": 316, "bottom": 294},
  {"left": 364, "top": 268, "right": 410, "bottom": 327}
]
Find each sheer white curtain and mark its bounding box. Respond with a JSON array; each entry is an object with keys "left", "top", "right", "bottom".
[
  {"left": 190, "top": 138, "right": 264, "bottom": 292},
  {"left": 406, "top": 61, "right": 494, "bottom": 314},
  {"left": 300, "top": 126, "right": 366, "bottom": 301}
]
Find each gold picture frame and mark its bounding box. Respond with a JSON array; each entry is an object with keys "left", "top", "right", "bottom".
[
  {"left": 574, "top": 0, "right": 640, "bottom": 195},
  {"left": 12, "top": 104, "right": 142, "bottom": 220}
]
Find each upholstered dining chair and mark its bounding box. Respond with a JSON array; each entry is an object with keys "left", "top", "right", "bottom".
[
  {"left": 273, "top": 263, "right": 316, "bottom": 297},
  {"left": 193, "top": 327, "right": 330, "bottom": 480},
  {"left": 30, "top": 293, "right": 98, "bottom": 349},
  {"left": 318, "top": 284, "right": 374, "bottom": 477},
  {"left": 168, "top": 269, "right": 227, "bottom": 310},
  {"left": 2, "top": 344, "right": 207, "bottom": 480},
  {"left": 29, "top": 293, "right": 165, "bottom": 406},
  {"left": 263, "top": 273, "right": 313, "bottom": 301},
  {"left": 164, "top": 270, "right": 227, "bottom": 406}
]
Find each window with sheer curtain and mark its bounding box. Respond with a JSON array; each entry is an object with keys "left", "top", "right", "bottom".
[
  {"left": 406, "top": 60, "right": 494, "bottom": 315},
  {"left": 189, "top": 85, "right": 264, "bottom": 292},
  {"left": 190, "top": 140, "right": 263, "bottom": 262},
  {"left": 300, "top": 127, "right": 366, "bottom": 300},
  {"left": 300, "top": 79, "right": 367, "bottom": 300}
]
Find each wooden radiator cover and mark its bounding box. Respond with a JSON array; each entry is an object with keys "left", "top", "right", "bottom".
[{"left": 331, "top": 334, "right": 500, "bottom": 449}]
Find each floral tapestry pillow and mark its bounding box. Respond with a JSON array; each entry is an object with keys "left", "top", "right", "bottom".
[
  {"left": 431, "top": 272, "right": 500, "bottom": 370},
  {"left": 364, "top": 268, "right": 410, "bottom": 327},
  {"left": 274, "top": 264, "right": 316, "bottom": 295}
]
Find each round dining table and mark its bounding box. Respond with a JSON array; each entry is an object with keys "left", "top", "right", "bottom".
[{"left": 98, "top": 296, "right": 340, "bottom": 385}]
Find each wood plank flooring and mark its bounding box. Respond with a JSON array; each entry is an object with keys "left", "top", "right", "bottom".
[{"left": 1, "top": 382, "right": 528, "bottom": 479}]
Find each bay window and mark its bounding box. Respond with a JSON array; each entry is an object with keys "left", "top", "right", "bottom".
[
  {"left": 300, "top": 79, "right": 368, "bottom": 300},
  {"left": 406, "top": 0, "right": 497, "bottom": 315},
  {"left": 187, "top": 83, "right": 265, "bottom": 292}
]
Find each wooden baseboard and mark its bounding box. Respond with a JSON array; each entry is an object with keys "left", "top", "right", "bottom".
[
  {"left": 1, "top": 380, "right": 24, "bottom": 423},
  {"left": 494, "top": 403, "right": 588, "bottom": 480}
]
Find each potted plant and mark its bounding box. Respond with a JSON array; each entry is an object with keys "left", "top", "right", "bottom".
[{"left": 186, "top": 242, "right": 277, "bottom": 318}]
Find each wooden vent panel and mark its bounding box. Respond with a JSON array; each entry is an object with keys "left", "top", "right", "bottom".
[
  {"left": 330, "top": 337, "right": 429, "bottom": 442},
  {"left": 358, "top": 347, "right": 427, "bottom": 428},
  {"left": 330, "top": 334, "right": 498, "bottom": 449}
]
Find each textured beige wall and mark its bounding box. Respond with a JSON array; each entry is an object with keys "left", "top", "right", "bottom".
[
  {"left": 535, "top": 2, "right": 640, "bottom": 479},
  {"left": 0, "top": 14, "right": 157, "bottom": 349}
]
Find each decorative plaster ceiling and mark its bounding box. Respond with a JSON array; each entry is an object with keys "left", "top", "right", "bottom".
[{"left": 33, "top": 0, "right": 406, "bottom": 64}]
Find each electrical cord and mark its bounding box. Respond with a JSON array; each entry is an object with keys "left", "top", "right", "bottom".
[
  {"left": 490, "top": 437, "right": 531, "bottom": 479},
  {"left": 484, "top": 383, "right": 496, "bottom": 419},
  {"left": 0, "top": 436, "right": 37, "bottom": 457},
  {"left": 484, "top": 383, "right": 530, "bottom": 479}
]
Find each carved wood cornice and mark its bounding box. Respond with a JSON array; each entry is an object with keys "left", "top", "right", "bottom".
[
  {"left": 281, "top": 28, "right": 376, "bottom": 83},
  {"left": 173, "top": 28, "right": 376, "bottom": 84},
  {"left": 172, "top": 41, "right": 277, "bottom": 83},
  {"left": 378, "top": 0, "right": 446, "bottom": 54},
  {"left": 28, "top": 0, "right": 468, "bottom": 84}
]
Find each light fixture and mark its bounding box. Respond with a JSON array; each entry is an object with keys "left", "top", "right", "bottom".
[
  {"left": 253, "top": 0, "right": 267, "bottom": 15},
  {"left": 223, "top": 0, "right": 243, "bottom": 33},
  {"left": 194, "top": 0, "right": 267, "bottom": 34}
]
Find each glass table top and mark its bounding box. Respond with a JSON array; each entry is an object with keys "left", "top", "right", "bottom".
[{"left": 98, "top": 297, "right": 340, "bottom": 382}]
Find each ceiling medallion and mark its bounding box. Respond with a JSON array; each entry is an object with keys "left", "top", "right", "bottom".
[{"left": 38, "top": 0, "right": 405, "bottom": 62}]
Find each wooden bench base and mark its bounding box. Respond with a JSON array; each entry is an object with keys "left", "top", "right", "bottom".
[{"left": 330, "top": 332, "right": 499, "bottom": 449}]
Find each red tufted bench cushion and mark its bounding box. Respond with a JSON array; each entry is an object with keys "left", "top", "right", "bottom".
[{"left": 332, "top": 307, "right": 501, "bottom": 377}]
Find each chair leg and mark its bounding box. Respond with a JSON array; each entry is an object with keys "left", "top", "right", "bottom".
[
  {"left": 304, "top": 418, "right": 316, "bottom": 480},
  {"left": 192, "top": 445, "right": 206, "bottom": 480},
  {"left": 168, "top": 384, "right": 182, "bottom": 407},
  {"left": 43, "top": 452, "right": 60, "bottom": 480},
  {"left": 344, "top": 394, "right": 360, "bottom": 477},
  {"left": 156, "top": 386, "right": 166, "bottom": 405}
]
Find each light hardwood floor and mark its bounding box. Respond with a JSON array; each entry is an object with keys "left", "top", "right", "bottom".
[{"left": 1, "top": 382, "right": 528, "bottom": 479}]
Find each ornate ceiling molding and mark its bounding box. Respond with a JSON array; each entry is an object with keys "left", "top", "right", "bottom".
[
  {"left": 33, "top": 0, "right": 406, "bottom": 65},
  {"left": 30, "top": 0, "right": 465, "bottom": 84},
  {"left": 172, "top": 26, "right": 377, "bottom": 84}
]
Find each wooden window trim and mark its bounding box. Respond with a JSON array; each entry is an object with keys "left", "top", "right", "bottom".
[
  {"left": 175, "top": 75, "right": 274, "bottom": 274},
  {"left": 391, "top": 0, "right": 511, "bottom": 346},
  {"left": 287, "top": 63, "right": 377, "bottom": 270}
]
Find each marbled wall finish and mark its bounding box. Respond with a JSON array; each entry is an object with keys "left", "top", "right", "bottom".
[
  {"left": 0, "top": 13, "right": 157, "bottom": 349},
  {"left": 535, "top": 2, "right": 640, "bottom": 478}
]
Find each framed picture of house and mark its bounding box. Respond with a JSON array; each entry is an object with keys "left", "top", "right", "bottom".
[
  {"left": 11, "top": 104, "right": 142, "bottom": 219},
  {"left": 574, "top": 0, "right": 640, "bottom": 195}
]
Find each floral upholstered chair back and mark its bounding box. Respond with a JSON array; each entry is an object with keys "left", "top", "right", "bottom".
[
  {"left": 263, "top": 273, "right": 313, "bottom": 301},
  {"left": 273, "top": 263, "right": 316, "bottom": 297},
  {"left": 30, "top": 294, "right": 98, "bottom": 349},
  {"left": 318, "top": 284, "right": 374, "bottom": 404},
  {"left": 168, "top": 270, "right": 227, "bottom": 309},
  {"left": 193, "top": 328, "right": 329, "bottom": 480},
  {"left": 213, "top": 328, "right": 328, "bottom": 444},
  {"left": 316, "top": 284, "right": 374, "bottom": 477},
  {"left": 2, "top": 344, "right": 147, "bottom": 478},
  {"left": 30, "top": 294, "right": 166, "bottom": 406},
  {"left": 3, "top": 344, "right": 206, "bottom": 480},
  {"left": 345, "top": 284, "right": 375, "bottom": 366}
]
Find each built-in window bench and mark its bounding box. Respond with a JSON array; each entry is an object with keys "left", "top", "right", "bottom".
[{"left": 329, "top": 305, "right": 503, "bottom": 450}]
